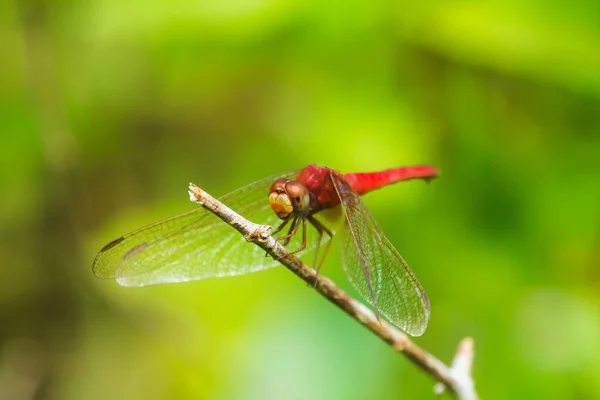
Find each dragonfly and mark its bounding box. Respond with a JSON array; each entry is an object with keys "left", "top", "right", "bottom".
[{"left": 93, "top": 164, "right": 438, "bottom": 336}]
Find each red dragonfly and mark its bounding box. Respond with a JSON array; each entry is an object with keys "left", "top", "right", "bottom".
[{"left": 93, "top": 164, "right": 438, "bottom": 336}]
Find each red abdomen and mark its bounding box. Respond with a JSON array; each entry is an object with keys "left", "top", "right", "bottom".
[
  {"left": 296, "top": 164, "right": 439, "bottom": 213},
  {"left": 343, "top": 165, "right": 439, "bottom": 195}
]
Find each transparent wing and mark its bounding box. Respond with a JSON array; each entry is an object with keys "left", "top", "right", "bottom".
[
  {"left": 331, "top": 173, "right": 430, "bottom": 336},
  {"left": 93, "top": 170, "right": 332, "bottom": 287}
]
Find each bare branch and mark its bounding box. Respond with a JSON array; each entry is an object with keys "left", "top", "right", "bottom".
[
  {"left": 189, "top": 183, "right": 478, "bottom": 399},
  {"left": 435, "top": 337, "right": 478, "bottom": 400}
]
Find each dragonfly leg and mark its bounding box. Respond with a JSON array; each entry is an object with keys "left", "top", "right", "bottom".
[
  {"left": 276, "top": 216, "right": 302, "bottom": 247},
  {"left": 267, "top": 216, "right": 293, "bottom": 258},
  {"left": 272, "top": 215, "right": 293, "bottom": 236},
  {"left": 288, "top": 216, "right": 308, "bottom": 255},
  {"left": 271, "top": 216, "right": 308, "bottom": 261},
  {"left": 307, "top": 215, "right": 334, "bottom": 283}
]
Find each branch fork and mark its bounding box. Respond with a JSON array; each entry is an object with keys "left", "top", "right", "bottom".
[{"left": 188, "top": 182, "right": 478, "bottom": 399}]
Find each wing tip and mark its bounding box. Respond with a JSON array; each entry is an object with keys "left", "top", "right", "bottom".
[
  {"left": 92, "top": 236, "right": 126, "bottom": 278},
  {"left": 100, "top": 236, "right": 125, "bottom": 252}
]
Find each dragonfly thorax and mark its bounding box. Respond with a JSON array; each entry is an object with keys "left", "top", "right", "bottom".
[{"left": 268, "top": 179, "right": 310, "bottom": 219}]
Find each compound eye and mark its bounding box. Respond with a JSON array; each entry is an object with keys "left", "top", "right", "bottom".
[
  {"left": 270, "top": 179, "right": 288, "bottom": 194},
  {"left": 284, "top": 181, "right": 310, "bottom": 213}
]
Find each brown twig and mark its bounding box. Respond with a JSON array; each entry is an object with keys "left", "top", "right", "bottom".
[{"left": 188, "top": 183, "right": 478, "bottom": 399}]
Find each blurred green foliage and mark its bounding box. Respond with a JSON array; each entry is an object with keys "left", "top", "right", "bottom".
[{"left": 1, "top": 0, "right": 599, "bottom": 399}]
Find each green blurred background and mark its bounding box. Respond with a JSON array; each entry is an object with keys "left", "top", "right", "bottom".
[{"left": 1, "top": 0, "right": 599, "bottom": 399}]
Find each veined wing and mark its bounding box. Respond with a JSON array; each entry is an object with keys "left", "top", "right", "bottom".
[
  {"left": 331, "top": 173, "right": 430, "bottom": 336},
  {"left": 93, "top": 170, "right": 330, "bottom": 287}
]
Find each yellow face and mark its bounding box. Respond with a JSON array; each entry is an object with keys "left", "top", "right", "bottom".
[
  {"left": 268, "top": 179, "right": 310, "bottom": 219},
  {"left": 269, "top": 191, "right": 294, "bottom": 218}
]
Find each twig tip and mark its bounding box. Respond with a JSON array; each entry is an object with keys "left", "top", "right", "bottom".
[{"left": 188, "top": 183, "right": 203, "bottom": 205}]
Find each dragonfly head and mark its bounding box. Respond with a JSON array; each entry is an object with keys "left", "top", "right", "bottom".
[{"left": 269, "top": 179, "right": 310, "bottom": 219}]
